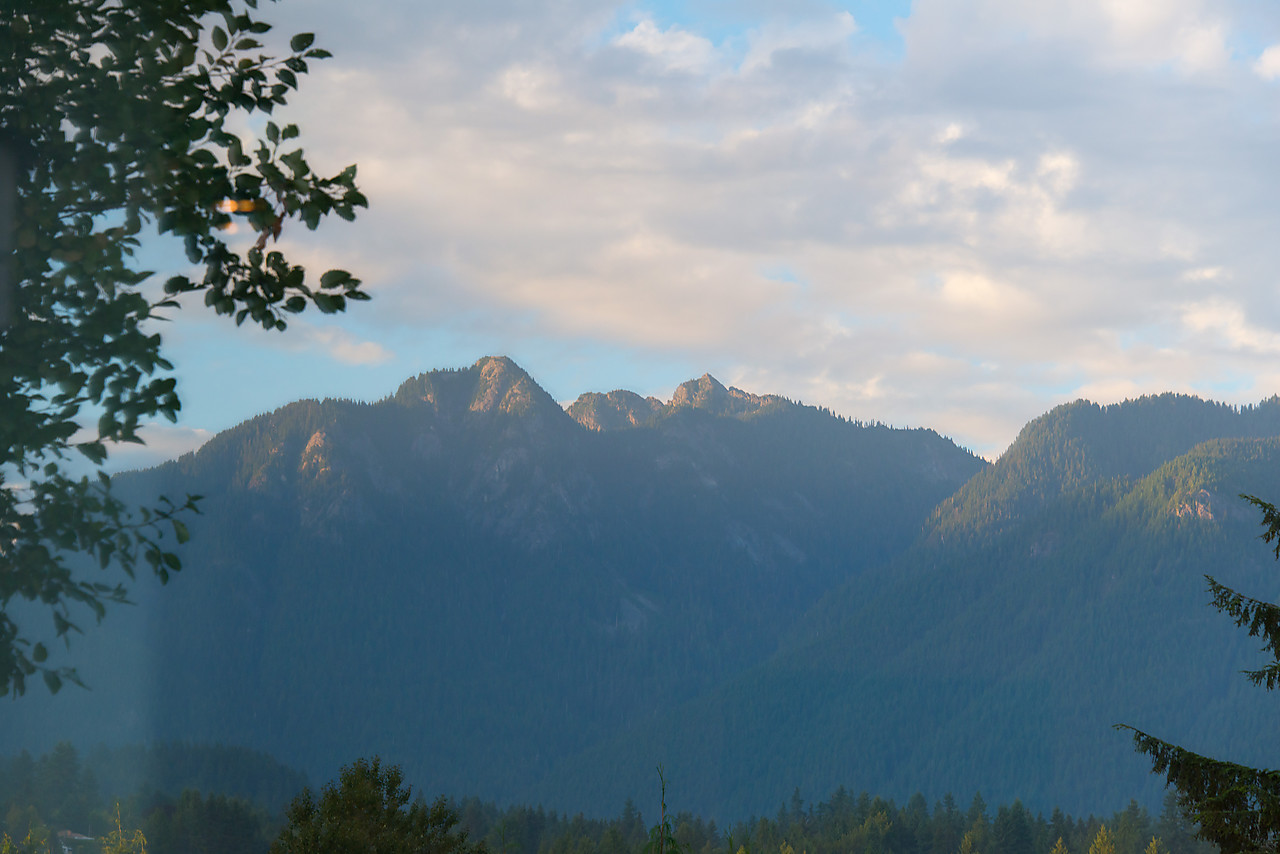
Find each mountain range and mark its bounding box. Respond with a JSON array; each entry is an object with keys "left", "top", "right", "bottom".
[{"left": 4, "top": 356, "right": 1279, "bottom": 823}]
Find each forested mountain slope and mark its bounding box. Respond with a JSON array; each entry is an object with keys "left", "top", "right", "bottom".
[
  {"left": 928, "top": 395, "right": 1280, "bottom": 540},
  {"left": 0, "top": 357, "right": 982, "bottom": 811},
  {"left": 530, "top": 396, "right": 1280, "bottom": 820}
]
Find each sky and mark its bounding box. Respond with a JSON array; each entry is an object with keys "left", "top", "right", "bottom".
[{"left": 118, "top": 0, "right": 1280, "bottom": 466}]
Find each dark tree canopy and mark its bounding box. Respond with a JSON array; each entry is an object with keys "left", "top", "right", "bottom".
[
  {"left": 271, "top": 757, "right": 487, "bottom": 854},
  {"left": 1121, "top": 496, "right": 1280, "bottom": 854},
  {"left": 0, "top": 0, "right": 367, "bottom": 696}
]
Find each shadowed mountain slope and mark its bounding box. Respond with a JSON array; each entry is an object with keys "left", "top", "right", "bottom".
[{"left": 529, "top": 396, "right": 1280, "bottom": 820}]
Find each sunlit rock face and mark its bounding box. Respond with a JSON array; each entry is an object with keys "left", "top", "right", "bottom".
[{"left": 567, "top": 389, "right": 664, "bottom": 431}]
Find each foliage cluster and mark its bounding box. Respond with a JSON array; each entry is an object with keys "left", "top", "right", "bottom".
[{"left": 1, "top": 0, "right": 366, "bottom": 698}]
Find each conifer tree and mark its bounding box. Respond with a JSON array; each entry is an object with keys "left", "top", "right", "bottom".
[
  {"left": 1119, "top": 496, "right": 1280, "bottom": 853},
  {"left": 1089, "top": 826, "right": 1116, "bottom": 854},
  {"left": 271, "top": 757, "right": 483, "bottom": 854}
]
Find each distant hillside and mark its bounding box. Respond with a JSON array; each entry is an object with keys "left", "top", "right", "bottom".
[
  {"left": 928, "top": 395, "right": 1280, "bottom": 540},
  {"left": 1, "top": 356, "right": 984, "bottom": 813},
  {"left": 531, "top": 395, "right": 1280, "bottom": 819}
]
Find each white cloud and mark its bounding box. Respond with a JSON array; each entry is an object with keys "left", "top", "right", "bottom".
[
  {"left": 497, "top": 64, "right": 561, "bottom": 109},
  {"left": 1254, "top": 44, "right": 1280, "bottom": 80},
  {"left": 938, "top": 123, "right": 965, "bottom": 144},
  {"left": 147, "top": 0, "right": 1280, "bottom": 458},
  {"left": 1036, "top": 152, "right": 1079, "bottom": 197},
  {"left": 110, "top": 424, "right": 214, "bottom": 472},
  {"left": 1169, "top": 20, "right": 1229, "bottom": 74},
  {"left": 1181, "top": 298, "right": 1280, "bottom": 355},
  {"left": 301, "top": 325, "right": 394, "bottom": 366},
  {"left": 1182, "top": 266, "right": 1227, "bottom": 282},
  {"left": 938, "top": 271, "right": 1041, "bottom": 322},
  {"left": 61, "top": 423, "right": 214, "bottom": 475},
  {"left": 614, "top": 18, "right": 716, "bottom": 73}
]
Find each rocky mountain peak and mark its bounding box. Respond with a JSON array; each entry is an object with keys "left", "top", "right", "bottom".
[
  {"left": 566, "top": 390, "right": 664, "bottom": 431},
  {"left": 567, "top": 372, "right": 794, "bottom": 431},
  {"left": 392, "top": 356, "right": 566, "bottom": 424},
  {"left": 669, "top": 374, "right": 790, "bottom": 419},
  {"left": 670, "top": 374, "right": 727, "bottom": 411},
  {"left": 469, "top": 355, "right": 549, "bottom": 416}
]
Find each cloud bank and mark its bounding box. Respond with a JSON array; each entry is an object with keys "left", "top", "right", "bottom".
[{"left": 166, "top": 0, "right": 1280, "bottom": 459}]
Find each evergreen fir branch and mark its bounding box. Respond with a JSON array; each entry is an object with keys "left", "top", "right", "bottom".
[
  {"left": 1206, "top": 575, "right": 1280, "bottom": 671},
  {"left": 1242, "top": 661, "right": 1280, "bottom": 691},
  {"left": 1122, "top": 722, "right": 1280, "bottom": 849},
  {"left": 1242, "top": 495, "right": 1280, "bottom": 560},
  {"left": 1118, "top": 724, "right": 1280, "bottom": 854}
]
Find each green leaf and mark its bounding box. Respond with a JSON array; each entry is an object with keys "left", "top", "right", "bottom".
[
  {"left": 164, "top": 275, "right": 192, "bottom": 294},
  {"left": 312, "top": 293, "right": 339, "bottom": 313},
  {"left": 320, "top": 269, "right": 352, "bottom": 289},
  {"left": 212, "top": 26, "right": 228, "bottom": 51},
  {"left": 32, "top": 643, "right": 47, "bottom": 664},
  {"left": 290, "top": 32, "right": 315, "bottom": 52},
  {"left": 172, "top": 518, "right": 190, "bottom": 544},
  {"left": 42, "top": 670, "right": 63, "bottom": 694}
]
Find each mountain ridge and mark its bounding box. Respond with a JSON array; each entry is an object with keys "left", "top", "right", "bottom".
[
  {"left": 9, "top": 360, "right": 1280, "bottom": 825},
  {"left": 926, "top": 393, "right": 1280, "bottom": 542},
  {"left": 6, "top": 356, "right": 986, "bottom": 819}
]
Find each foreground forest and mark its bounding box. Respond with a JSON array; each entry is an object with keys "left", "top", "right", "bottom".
[{"left": 0, "top": 743, "right": 1215, "bottom": 854}]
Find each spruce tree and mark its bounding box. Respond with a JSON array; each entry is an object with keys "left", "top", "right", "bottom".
[{"left": 1119, "top": 496, "right": 1280, "bottom": 853}]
